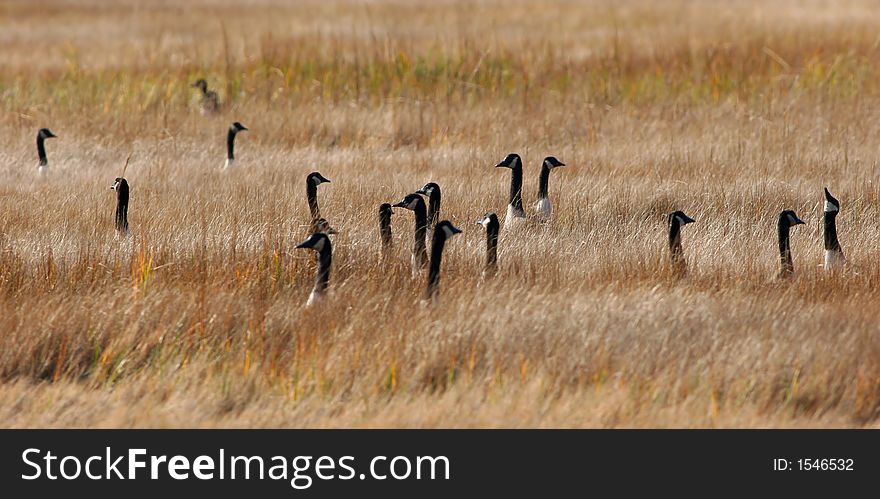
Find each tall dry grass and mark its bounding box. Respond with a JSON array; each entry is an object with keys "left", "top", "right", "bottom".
[{"left": 0, "top": 0, "right": 879, "bottom": 427}]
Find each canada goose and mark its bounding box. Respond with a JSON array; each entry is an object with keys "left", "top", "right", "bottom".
[
  {"left": 778, "top": 210, "right": 805, "bottom": 278},
  {"left": 295, "top": 232, "right": 332, "bottom": 306},
  {"left": 415, "top": 182, "right": 441, "bottom": 229},
  {"left": 110, "top": 177, "right": 129, "bottom": 235},
  {"left": 36, "top": 128, "right": 56, "bottom": 175},
  {"left": 823, "top": 188, "right": 844, "bottom": 270},
  {"left": 191, "top": 79, "right": 219, "bottom": 115},
  {"left": 476, "top": 212, "right": 499, "bottom": 277},
  {"left": 535, "top": 156, "right": 565, "bottom": 222},
  {"left": 306, "top": 172, "right": 330, "bottom": 233},
  {"left": 668, "top": 211, "right": 695, "bottom": 275},
  {"left": 425, "top": 220, "right": 462, "bottom": 300},
  {"left": 224, "top": 122, "right": 248, "bottom": 170},
  {"left": 393, "top": 193, "right": 429, "bottom": 274},
  {"left": 495, "top": 153, "right": 525, "bottom": 226},
  {"left": 379, "top": 203, "right": 394, "bottom": 253}
]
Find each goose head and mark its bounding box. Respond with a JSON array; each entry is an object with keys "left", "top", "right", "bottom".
[
  {"left": 191, "top": 79, "right": 208, "bottom": 92},
  {"left": 296, "top": 232, "right": 330, "bottom": 253},
  {"left": 476, "top": 212, "right": 499, "bottom": 228},
  {"left": 416, "top": 182, "right": 440, "bottom": 197},
  {"left": 542, "top": 156, "right": 565, "bottom": 169},
  {"left": 824, "top": 187, "right": 840, "bottom": 213},
  {"left": 495, "top": 153, "right": 522, "bottom": 169},
  {"left": 392, "top": 193, "right": 424, "bottom": 211},
  {"left": 38, "top": 128, "right": 57, "bottom": 140},
  {"left": 307, "top": 172, "right": 331, "bottom": 187},
  {"left": 779, "top": 209, "right": 805, "bottom": 229},
  {"left": 669, "top": 210, "right": 695, "bottom": 227},
  {"left": 110, "top": 177, "right": 128, "bottom": 191},
  {"left": 230, "top": 122, "right": 248, "bottom": 133},
  {"left": 434, "top": 220, "right": 462, "bottom": 240}
]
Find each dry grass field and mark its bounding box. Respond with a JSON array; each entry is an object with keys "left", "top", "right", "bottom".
[{"left": 1, "top": 0, "right": 879, "bottom": 427}]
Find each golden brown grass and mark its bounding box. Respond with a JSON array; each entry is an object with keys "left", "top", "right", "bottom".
[{"left": 1, "top": 0, "right": 879, "bottom": 427}]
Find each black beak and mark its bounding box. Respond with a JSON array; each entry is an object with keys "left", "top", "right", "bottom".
[
  {"left": 681, "top": 215, "right": 696, "bottom": 224},
  {"left": 392, "top": 201, "right": 407, "bottom": 208}
]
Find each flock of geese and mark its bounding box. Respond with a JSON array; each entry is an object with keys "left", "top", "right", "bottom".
[{"left": 25, "top": 80, "right": 847, "bottom": 306}]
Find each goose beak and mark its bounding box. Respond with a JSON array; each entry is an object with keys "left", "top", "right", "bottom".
[
  {"left": 111, "top": 182, "right": 119, "bottom": 190},
  {"left": 392, "top": 201, "right": 407, "bottom": 208},
  {"left": 450, "top": 225, "right": 463, "bottom": 235},
  {"left": 296, "top": 239, "right": 315, "bottom": 250},
  {"left": 681, "top": 215, "right": 695, "bottom": 225},
  {"left": 794, "top": 217, "right": 806, "bottom": 225}
]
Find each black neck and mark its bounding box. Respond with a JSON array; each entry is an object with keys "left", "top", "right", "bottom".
[
  {"left": 823, "top": 211, "right": 841, "bottom": 252},
  {"left": 426, "top": 233, "right": 447, "bottom": 299},
  {"left": 668, "top": 218, "right": 684, "bottom": 265},
  {"left": 427, "top": 191, "right": 441, "bottom": 228},
  {"left": 537, "top": 164, "right": 551, "bottom": 199},
  {"left": 485, "top": 222, "right": 499, "bottom": 271},
  {"left": 37, "top": 136, "right": 48, "bottom": 166},
  {"left": 413, "top": 201, "right": 428, "bottom": 268},
  {"left": 508, "top": 165, "right": 523, "bottom": 210},
  {"left": 778, "top": 223, "right": 793, "bottom": 277},
  {"left": 116, "top": 185, "right": 129, "bottom": 233},
  {"left": 380, "top": 212, "right": 393, "bottom": 248},
  {"left": 307, "top": 182, "right": 319, "bottom": 219},
  {"left": 226, "top": 129, "right": 236, "bottom": 160},
  {"left": 314, "top": 246, "right": 332, "bottom": 295}
]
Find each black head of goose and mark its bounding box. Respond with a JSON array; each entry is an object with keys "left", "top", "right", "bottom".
[
  {"left": 296, "top": 232, "right": 332, "bottom": 306},
  {"left": 777, "top": 209, "right": 805, "bottom": 278},
  {"left": 415, "top": 182, "right": 441, "bottom": 229},
  {"left": 191, "top": 79, "right": 219, "bottom": 115},
  {"left": 379, "top": 203, "right": 394, "bottom": 251},
  {"left": 224, "top": 122, "right": 248, "bottom": 170},
  {"left": 425, "top": 220, "right": 462, "bottom": 301},
  {"left": 392, "top": 193, "right": 429, "bottom": 273},
  {"left": 36, "top": 128, "right": 57, "bottom": 174},
  {"left": 476, "top": 212, "right": 499, "bottom": 277},
  {"left": 306, "top": 172, "right": 331, "bottom": 221},
  {"left": 823, "top": 188, "right": 844, "bottom": 270},
  {"left": 535, "top": 156, "right": 565, "bottom": 222},
  {"left": 495, "top": 153, "right": 525, "bottom": 225},
  {"left": 667, "top": 210, "right": 695, "bottom": 274},
  {"left": 110, "top": 177, "right": 130, "bottom": 235}
]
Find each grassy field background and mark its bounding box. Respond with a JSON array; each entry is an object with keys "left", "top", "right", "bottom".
[{"left": 1, "top": 0, "right": 879, "bottom": 427}]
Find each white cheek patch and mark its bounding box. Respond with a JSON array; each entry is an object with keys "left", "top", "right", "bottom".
[
  {"left": 788, "top": 214, "right": 800, "bottom": 225},
  {"left": 112, "top": 182, "right": 120, "bottom": 191},
  {"left": 824, "top": 200, "right": 838, "bottom": 213},
  {"left": 480, "top": 218, "right": 490, "bottom": 228},
  {"left": 312, "top": 238, "right": 326, "bottom": 252},
  {"left": 407, "top": 199, "right": 419, "bottom": 209},
  {"left": 442, "top": 226, "right": 456, "bottom": 237}
]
